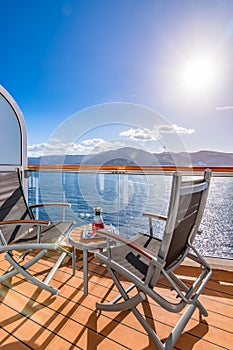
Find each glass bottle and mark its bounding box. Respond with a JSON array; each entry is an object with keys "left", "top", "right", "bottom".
[{"left": 92, "top": 207, "right": 104, "bottom": 234}]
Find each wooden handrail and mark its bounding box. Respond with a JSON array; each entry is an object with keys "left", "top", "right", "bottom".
[{"left": 27, "top": 164, "right": 233, "bottom": 174}]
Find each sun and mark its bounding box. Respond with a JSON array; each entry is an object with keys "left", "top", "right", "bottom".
[{"left": 180, "top": 55, "right": 218, "bottom": 95}]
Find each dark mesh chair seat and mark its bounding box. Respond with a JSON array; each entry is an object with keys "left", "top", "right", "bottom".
[{"left": 103, "top": 233, "right": 161, "bottom": 281}]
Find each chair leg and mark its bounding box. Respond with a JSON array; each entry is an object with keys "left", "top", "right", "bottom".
[
  {"left": 0, "top": 250, "right": 47, "bottom": 281},
  {"left": 97, "top": 292, "right": 146, "bottom": 311},
  {"left": 108, "top": 283, "right": 136, "bottom": 304},
  {"left": 168, "top": 271, "right": 208, "bottom": 316},
  {"left": 2, "top": 251, "right": 60, "bottom": 294},
  {"left": 44, "top": 251, "right": 67, "bottom": 284},
  {"left": 96, "top": 268, "right": 166, "bottom": 350},
  {"left": 165, "top": 303, "right": 196, "bottom": 350},
  {"left": 96, "top": 266, "right": 203, "bottom": 350}
]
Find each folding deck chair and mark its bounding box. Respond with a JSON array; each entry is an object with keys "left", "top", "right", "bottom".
[
  {"left": 95, "top": 169, "right": 212, "bottom": 350},
  {"left": 0, "top": 169, "right": 75, "bottom": 295}
]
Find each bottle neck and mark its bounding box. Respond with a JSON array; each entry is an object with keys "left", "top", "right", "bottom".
[{"left": 93, "top": 213, "right": 103, "bottom": 222}]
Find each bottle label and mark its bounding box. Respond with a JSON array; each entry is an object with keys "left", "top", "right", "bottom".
[{"left": 92, "top": 222, "right": 104, "bottom": 235}]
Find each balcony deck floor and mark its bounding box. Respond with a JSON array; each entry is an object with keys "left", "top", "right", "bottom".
[{"left": 0, "top": 250, "right": 232, "bottom": 350}]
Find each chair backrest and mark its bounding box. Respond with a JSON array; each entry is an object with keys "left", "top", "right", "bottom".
[
  {"left": 0, "top": 170, "right": 34, "bottom": 244},
  {"left": 159, "top": 169, "right": 211, "bottom": 268}
]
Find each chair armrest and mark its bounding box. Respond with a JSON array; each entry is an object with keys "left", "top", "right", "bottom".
[
  {"left": 142, "top": 212, "right": 167, "bottom": 221},
  {"left": 29, "top": 203, "right": 71, "bottom": 222},
  {"left": 29, "top": 203, "right": 71, "bottom": 209},
  {"left": 0, "top": 219, "right": 50, "bottom": 227},
  {"left": 97, "top": 229, "right": 154, "bottom": 261}
]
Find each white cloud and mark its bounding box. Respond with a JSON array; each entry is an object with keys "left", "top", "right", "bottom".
[
  {"left": 157, "top": 124, "right": 195, "bottom": 134},
  {"left": 28, "top": 140, "right": 87, "bottom": 157},
  {"left": 82, "top": 138, "right": 104, "bottom": 146},
  {"left": 28, "top": 138, "right": 125, "bottom": 157},
  {"left": 119, "top": 124, "right": 194, "bottom": 143},
  {"left": 119, "top": 127, "right": 156, "bottom": 141},
  {"left": 28, "top": 143, "right": 58, "bottom": 157}
]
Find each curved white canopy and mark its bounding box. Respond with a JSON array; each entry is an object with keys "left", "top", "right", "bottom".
[{"left": 0, "top": 85, "right": 27, "bottom": 172}]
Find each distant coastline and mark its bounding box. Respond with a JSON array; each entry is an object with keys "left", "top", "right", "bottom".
[{"left": 28, "top": 148, "right": 233, "bottom": 167}]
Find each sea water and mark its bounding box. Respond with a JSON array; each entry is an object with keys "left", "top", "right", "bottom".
[{"left": 28, "top": 172, "right": 233, "bottom": 259}]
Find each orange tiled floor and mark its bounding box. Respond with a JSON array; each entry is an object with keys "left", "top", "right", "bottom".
[{"left": 0, "top": 251, "right": 232, "bottom": 350}]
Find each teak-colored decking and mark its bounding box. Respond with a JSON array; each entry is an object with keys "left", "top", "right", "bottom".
[{"left": 0, "top": 250, "right": 232, "bottom": 350}]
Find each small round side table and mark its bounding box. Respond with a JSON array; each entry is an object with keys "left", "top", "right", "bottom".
[{"left": 68, "top": 225, "right": 108, "bottom": 295}]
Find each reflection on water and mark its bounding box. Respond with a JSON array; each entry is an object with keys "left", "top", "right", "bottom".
[
  {"left": 28, "top": 172, "right": 233, "bottom": 259},
  {"left": 196, "top": 177, "right": 233, "bottom": 259}
]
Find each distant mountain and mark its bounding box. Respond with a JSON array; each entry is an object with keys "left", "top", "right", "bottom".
[
  {"left": 28, "top": 148, "right": 233, "bottom": 166},
  {"left": 188, "top": 150, "right": 233, "bottom": 166},
  {"left": 83, "top": 147, "right": 158, "bottom": 166}
]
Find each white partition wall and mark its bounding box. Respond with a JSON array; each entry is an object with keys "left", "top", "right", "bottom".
[
  {"left": 0, "top": 85, "right": 28, "bottom": 190},
  {"left": 0, "top": 85, "right": 27, "bottom": 171}
]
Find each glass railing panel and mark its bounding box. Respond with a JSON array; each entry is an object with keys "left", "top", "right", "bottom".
[{"left": 27, "top": 169, "right": 233, "bottom": 259}]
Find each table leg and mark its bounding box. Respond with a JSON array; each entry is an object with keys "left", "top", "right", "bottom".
[
  {"left": 72, "top": 246, "right": 76, "bottom": 276},
  {"left": 83, "top": 249, "right": 88, "bottom": 295},
  {"left": 99, "top": 248, "right": 104, "bottom": 266}
]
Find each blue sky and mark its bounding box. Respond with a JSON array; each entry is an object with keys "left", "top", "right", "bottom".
[{"left": 1, "top": 0, "right": 233, "bottom": 156}]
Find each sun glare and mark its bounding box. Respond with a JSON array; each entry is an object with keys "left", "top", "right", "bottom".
[{"left": 180, "top": 56, "right": 218, "bottom": 95}]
